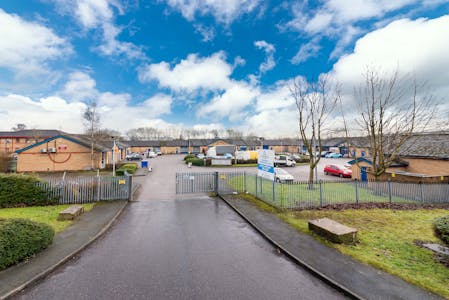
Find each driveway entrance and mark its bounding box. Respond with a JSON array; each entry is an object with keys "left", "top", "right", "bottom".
[{"left": 15, "top": 155, "right": 346, "bottom": 300}]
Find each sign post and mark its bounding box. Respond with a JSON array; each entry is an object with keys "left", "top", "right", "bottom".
[{"left": 257, "top": 149, "right": 275, "bottom": 181}]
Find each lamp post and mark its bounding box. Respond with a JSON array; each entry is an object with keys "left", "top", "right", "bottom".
[
  {"left": 258, "top": 137, "right": 264, "bottom": 149},
  {"left": 112, "top": 136, "right": 116, "bottom": 176}
]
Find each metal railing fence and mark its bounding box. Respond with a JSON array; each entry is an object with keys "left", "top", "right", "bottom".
[
  {"left": 176, "top": 171, "right": 449, "bottom": 209},
  {"left": 36, "top": 175, "right": 132, "bottom": 204}
]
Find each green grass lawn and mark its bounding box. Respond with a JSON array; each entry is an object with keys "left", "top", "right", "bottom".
[
  {"left": 242, "top": 195, "right": 449, "bottom": 298},
  {"left": 228, "top": 175, "right": 413, "bottom": 208},
  {"left": 0, "top": 204, "right": 95, "bottom": 233}
]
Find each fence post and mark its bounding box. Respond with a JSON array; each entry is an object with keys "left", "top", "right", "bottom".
[
  {"left": 419, "top": 181, "right": 424, "bottom": 203},
  {"left": 255, "top": 175, "right": 258, "bottom": 198},
  {"left": 214, "top": 172, "right": 219, "bottom": 196},
  {"left": 97, "top": 175, "right": 101, "bottom": 202},
  {"left": 244, "top": 171, "right": 247, "bottom": 193},
  {"left": 355, "top": 180, "right": 359, "bottom": 204},
  {"left": 127, "top": 174, "right": 133, "bottom": 201},
  {"left": 388, "top": 179, "right": 392, "bottom": 204},
  {"left": 272, "top": 179, "right": 275, "bottom": 205},
  {"left": 319, "top": 180, "right": 323, "bottom": 207}
]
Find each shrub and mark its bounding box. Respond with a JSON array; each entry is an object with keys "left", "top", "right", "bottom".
[
  {"left": 184, "top": 154, "right": 196, "bottom": 161},
  {"left": 235, "top": 159, "right": 258, "bottom": 164},
  {"left": 434, "top": 216, "right": 449, "bottom": 245},
  {"left": 0, "top": 174, "right": 58, "bottom": 208},
  {"left": 0, "top": 218, "right": 55, "bottom": 270},
  {"left": 185, "top": 158, "right": 205, "bottom": 166},
  {"left": 116, "top": 164, "right": 138, "bottom": 176}
]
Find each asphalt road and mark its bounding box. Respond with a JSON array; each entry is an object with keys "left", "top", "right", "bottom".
[{"left": 15, "top": 155, "right": 347, "bottom": 300}]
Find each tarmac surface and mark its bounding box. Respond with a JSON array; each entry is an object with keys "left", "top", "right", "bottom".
[
  {"left": 9, "top": 155, "right": 347, "bottom": 300},
  {"left": 4, "top": 155, "right": 442, "bottom": 299}
]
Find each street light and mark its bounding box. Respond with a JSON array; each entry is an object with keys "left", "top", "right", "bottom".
[
  {"left": 258, "top": 137, "right": 264, "bottom": 149},
  {"left": 111, "top": 136, "right": 116, "bottom": 176}
]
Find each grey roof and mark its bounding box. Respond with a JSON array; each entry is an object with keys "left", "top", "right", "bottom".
[
  {"left": 125, "top": 140, "right": 161, "bottom": 147},
  {"left": 397, "top": 133, "right": 449, "bottom": 159},
  {"left": 0, "top": 129, "right": 67, "bottom": 138}
]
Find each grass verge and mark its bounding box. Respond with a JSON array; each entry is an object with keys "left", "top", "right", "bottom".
[
  {"left": 241, "top": 194, "right": 449, "bottom": 298},
  {"left": 0, "top": 203, "right": 95, "bottom": 233}
]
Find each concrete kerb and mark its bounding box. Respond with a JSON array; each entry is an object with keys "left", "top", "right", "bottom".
[
  {"left": 218, "top": 195, "right": 363, "bottom": 300},
  {"left": 1, "top": 201, "right": 129, "bottom": 300}
]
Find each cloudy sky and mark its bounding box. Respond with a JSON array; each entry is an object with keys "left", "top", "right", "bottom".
[{"left": 1, "top": 0, "right": 448, "bottom": 137}]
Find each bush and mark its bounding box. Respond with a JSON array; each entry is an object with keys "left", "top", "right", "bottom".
[
  {"left": 0, "top": 218, "right": 55, "bottom": 270},
  {"left": 235, "top": 159, "right": 258, "bottom": 164},
  {"left": 116, "top": 164, "right": 138, "bottom": 176},
  {"left": 434, "top": 216, "right": 449, "bottom": 245},
  {"left": 185, "top": 158, "right": 205, "bottom": 166},
  {"left": 184, "top": 154, "right": 196, "bottom": 161},
  {"left": 0, "top": 174, "right": 58, "bottom": 208}
]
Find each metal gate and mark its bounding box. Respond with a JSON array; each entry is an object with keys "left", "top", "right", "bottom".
[{"left": 175, "top": 172, "right": 245, "bottom": 195}]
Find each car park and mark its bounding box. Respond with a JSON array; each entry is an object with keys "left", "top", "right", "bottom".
[
  {"left": 126, "top": 152, "right": 142, "bottom": 161},
  {"left": 325, "top": 152, "right": 343, "bottom": 158},
  {"left": 323, "top": 164, "right": 352, "bottom": 178},
  {"left": 274, "top": 167, "right": 294, "bottom": 183}
]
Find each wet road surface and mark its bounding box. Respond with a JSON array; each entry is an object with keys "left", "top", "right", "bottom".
[{"left": 14, "top": 155, "right": 347, "bottom": 300}]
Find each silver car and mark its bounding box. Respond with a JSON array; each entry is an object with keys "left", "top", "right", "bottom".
[{"left": 274, "top": 167, "right": 294, "bottom": 183}]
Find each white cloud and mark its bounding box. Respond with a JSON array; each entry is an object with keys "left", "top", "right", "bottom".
[
  {"left": 142, "top": 94, "right": 172, "bottom": 117},
  {"left": 62, "top": 71, "right": 98, "bottom": 102},
  {"left": 291, "top": 37, "right": 321, "bottom": 64},
  {"left": 138, "top": 51, "right": 233, "bottom": 91},
  {"left": 54, "top": 0, "right": 143, "bottom": 59},
  {"left": 194, "top": 24, "right": 216, "bottom": 42},
  {"left": 0, "top": 9, "right": 72, "bottom": 75},
  {"left": 163, "top": 0, "right": 261, "bottom": 25},
  {"left": 254, "top": 40, "right": 276, "bottom": 74},
  {"left": 196, "top": 82, "right": 259, "bottom": 121},
  {"left": 284, "top": 0, "right": 443, "bottom": 63},
  {"left": 0, "top": 94, "right": 85, "bottom": 132},
  {"left": 331, "top": 15, "right": 449, "bottom": 97}
]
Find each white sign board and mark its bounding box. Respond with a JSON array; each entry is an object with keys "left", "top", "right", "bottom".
[{"left": 257, "top": 149, "right": 275, "bottom": 181}]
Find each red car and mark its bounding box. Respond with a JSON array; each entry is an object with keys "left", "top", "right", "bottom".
[{"left": 324, "top": 164, "right": 352, "bottom": 178}]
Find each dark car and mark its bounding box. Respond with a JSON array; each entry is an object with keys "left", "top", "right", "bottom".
[
  {"left": 324, "top": 164, "right": 352, "bottom": 178},
  {"left": 126, "top": 153, "right": 142, "bottom": 161}
]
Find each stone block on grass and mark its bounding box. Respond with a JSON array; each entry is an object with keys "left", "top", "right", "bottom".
[{"left": 308, "top": 217, "right": 358, "bottom": 244}]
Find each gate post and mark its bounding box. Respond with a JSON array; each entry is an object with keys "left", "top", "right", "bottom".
[
  {"left": 214, "top": 172, "right": 219, "bottom": 196},
  {"left": 127, "top": 174, "right": 133, "bottom": 201}
]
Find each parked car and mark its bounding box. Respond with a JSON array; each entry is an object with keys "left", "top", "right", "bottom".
[
  {"left": 325, "top": 152, "right": 343, "bottom": 158},
  {"left": 223, "top": 153, "right": 234, "bottom": 159},
  {"left": 156, "top": 151, "right": 162, "bottom": 156},
  {"left": 147, "top": 151, "right": 157, "bottom": 158},
  {"left": 126, "top": 152, "right": 142, "bottom": 161},
  {"left": 274, "top": 167, "right": 294, "bottom": 183},
  {"left": 196, "top": 153, "right": 205, "bottom": 159},
  {"left": 324, "top": 164, "right": 352, "bottom": 178},
  {"left": 274, "top": 155, "right": 296, "bottom": 167},
  {"left": 321, "top": 151, "right": 331, "bottom": 157}
]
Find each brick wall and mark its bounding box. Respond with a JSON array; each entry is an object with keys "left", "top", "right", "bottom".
[{"left": 17, "top": 138, "right": 101, "bottom": 172}]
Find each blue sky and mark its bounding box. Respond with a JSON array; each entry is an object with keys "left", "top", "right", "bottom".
[{"left": 1, "top": 0, "right": 448, "bottom": 137}]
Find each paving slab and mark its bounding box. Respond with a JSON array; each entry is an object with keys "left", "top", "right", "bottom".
[{"left": 220, "top": 195, "right": 443, "bottom": 300}]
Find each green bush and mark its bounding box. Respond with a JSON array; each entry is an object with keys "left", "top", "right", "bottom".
[
  {"left": 0, "top": 218, "right": 55, "bottom": 270},
  {"left": 434, "top": 216, "right": 449, "bottom": 245},
  {"left": 116, "top": 164, "right": 138, "bottom": 176},
  {"left": 184, "top": 154, "right": 196, "bottom": 161},
  {"left": 185, "top": 158, "right": 205, "bottom": 166},
  {"left": 0, "top": 174, "right": 58, "bottom": 208}
]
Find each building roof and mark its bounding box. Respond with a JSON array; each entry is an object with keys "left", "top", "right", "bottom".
[
  {"left": 15, "top": 135, "right": 108, "bottom": 154},
  {"left": 0, "top": 129, "right": 67, "bottom": 138},
  {"left": 396, "top": 133, "right": 449, "bottom": 159}
]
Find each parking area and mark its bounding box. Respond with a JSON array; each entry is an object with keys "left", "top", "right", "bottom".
[{"left": 137, "top": 155, "right": 353, "bottom": 183}]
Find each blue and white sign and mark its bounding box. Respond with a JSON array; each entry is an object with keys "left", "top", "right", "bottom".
[{"left": 257, "top": 149, "right": 275, "bottom": 181}]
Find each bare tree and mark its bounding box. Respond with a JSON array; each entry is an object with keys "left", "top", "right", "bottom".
[
  {"left": 355, "top": 67, "right": 437, "bottom": 179},
  {"left": 290, "top": 75, "right": 340, "bottom": 184},
  {"left": 11, "top": 123, "right": 27, "bottom": 131},
  {"left": 83, "top": 101, "right": 100, "bottom": 170}
]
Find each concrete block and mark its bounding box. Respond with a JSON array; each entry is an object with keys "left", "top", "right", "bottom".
[{"left": 308, "top": 217, "right": 358, "bottom": 244}]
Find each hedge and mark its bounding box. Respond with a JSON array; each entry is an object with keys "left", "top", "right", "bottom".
[
  {"left": 185, "top": 157, "right": 206, "bottom": 166},
  {"left": 116, "top": 164, "right": 138, "bottom": 176},
  {"left": 0, "top": 174, "right": 58, "bottom": 208},
  {"left": 434, "top": 216, "right": 449, "bottom": 245},
  {"left": 184, "top": 154, "right": 196, "bottom": 161},
  {"left": 0, "top": 218, "right": 55, "bottom": 270}
]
